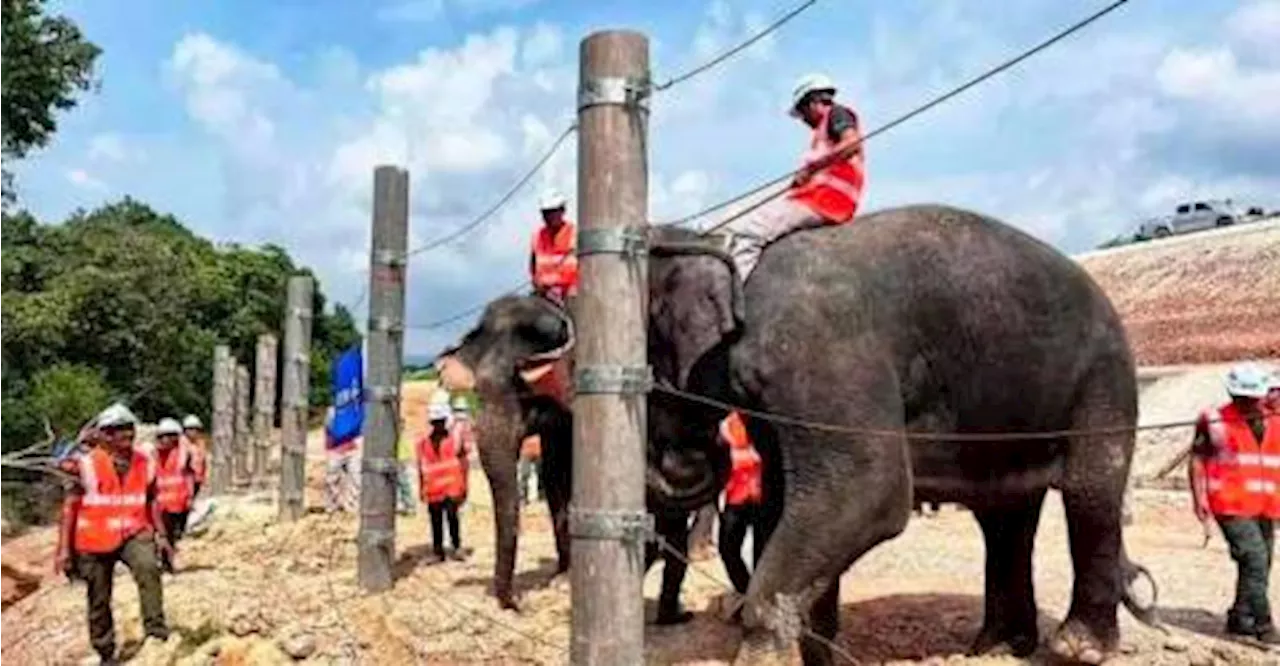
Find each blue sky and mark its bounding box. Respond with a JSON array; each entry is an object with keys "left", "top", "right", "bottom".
[{"left": 11, "top": 0, "right": 1280, "bottom": 356}]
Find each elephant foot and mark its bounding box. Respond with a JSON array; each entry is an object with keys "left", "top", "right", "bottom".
[
  {"left": 731, "top": 632, "right": 802, "bottom": 666},
  {"left": 654, "top": 606, "right": 694, "bottom": 626},
  {"left": 967, "top": 623, "right": 1038, "bottom": 658},
  {"left": 493, "top": 587, "right": 521, "bottom": 612},
  {"left": 1049, "top": 617, "right": 1112, "bottom": 665}
]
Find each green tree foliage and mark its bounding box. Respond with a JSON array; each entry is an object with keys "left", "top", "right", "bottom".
[
  {"left": 29, "top": 363, "right": 112, "bottom": 437},
  {"left": 1, "top": 198, "right": 361, "bottom": 454},
  {"left": 1, "top": 0, "right": 102, "bottom": 205}
]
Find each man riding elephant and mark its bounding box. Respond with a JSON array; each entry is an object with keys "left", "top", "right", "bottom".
[{"left": 439, "top": 203, "right": 1157, "bottom": 665}]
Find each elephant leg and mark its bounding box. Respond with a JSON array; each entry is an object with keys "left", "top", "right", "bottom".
[
  {"left": 540, "top": 455, "right": 571, "bottom": 574},
  {"left": 476, "top": 404, "right": 525, "bottom": 610},
  {"left": 969, "top": 491, "right": 1046, "bottom": 657},
  {"left": 798, "top": 579, "right": 840, "bottom": 666},
  {"left": 1050, "top": 372, "right": 1134, "bottom": 665},
  {"left": 734, "top": 373, "right": 911, "bottom": 666},
  {"left": 655, "top": 512, "right": 694, "bottom": 625}
]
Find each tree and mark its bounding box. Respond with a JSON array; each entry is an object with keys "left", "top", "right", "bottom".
[{"left": 1, "top": 0, "right": 102, "bottom": 205}]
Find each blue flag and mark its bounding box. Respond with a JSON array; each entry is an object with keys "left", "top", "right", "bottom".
[{"left": 329, "top": 345, "right": 364, "bottom": 446}]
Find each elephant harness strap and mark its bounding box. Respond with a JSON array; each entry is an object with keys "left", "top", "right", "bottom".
[
  {"left": 1201, "top": 402, "right": 1280, "bottom": 518},
  {"left": 418, "top": 434, "right": 467, "bottom": 504},
  {"left": 720, "top": 411, "right": 763, "bottom": 506}
]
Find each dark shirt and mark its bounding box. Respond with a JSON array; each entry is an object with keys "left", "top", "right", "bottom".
[{"left": 826, "top": 105, "right": 859, "bottom": 143}]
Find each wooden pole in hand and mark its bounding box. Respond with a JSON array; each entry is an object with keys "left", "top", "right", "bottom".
[
  {"left": 357, "top": 165, "right": 409, "bottom": 592},
  {"left": 279, "top": 276, "right": 314, "bottom": 521},
  {"left": 571, "top": 30, "right": 650, "bottom": 665},
  {"left": 210, "top": 345, "right": 234, "bottom": 495},
  {"left": 253, "top": 334, "right": 278, "bottom": 484}
]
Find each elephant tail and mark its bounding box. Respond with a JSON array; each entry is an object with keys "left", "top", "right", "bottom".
[{"left": 1120, "top": 555, "right": 1167, "bottom": 634}]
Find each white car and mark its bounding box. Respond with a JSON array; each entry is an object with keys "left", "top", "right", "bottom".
[{"left": 1140, "top": 200, "right": 1241, "bottom": 239}]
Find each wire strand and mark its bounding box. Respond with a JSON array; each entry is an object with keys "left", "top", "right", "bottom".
[
  {"left": 404, "top": 124, "right": 577, "bottom": 260},
  {"left": 651, "top": 0, "right": 820, "bottom": 93},
  {"left": 656, "top": 383, "right": 1275, "bottom": 442},
  {"left": 661, "top": 0, "right": 1136, "bottom": 233}
]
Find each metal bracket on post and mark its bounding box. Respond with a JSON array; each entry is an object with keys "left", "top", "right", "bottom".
[
  {"left": 372, "top": 249, "right": 406, "bottom": 269},
  {"left": 357, "top": 528, "right": 395, "bottom": 548},
  {"left": 290, "top": 352, "right": 311, "bottom": 366},
  {"left": 578, "top": 76, "right": 650, "bottom": 113},
  {"left": 366, "top": 385, "right": 400, "bottom": 403},
  {"left": 577, "top": 227, "right": 648, "bottom": 259},
  {"left": 568, "top": 507, "right": 654, "bottom": 544},
  {"left": 362, "top": 457, "right": 400, "bottom": 478},
  {"left": 367, "top": 316, "right": 404, "bottom": 334},
  {"left": 575, "top": 365, "right": 652, "bottom": 395},
  {"left": 291, "top": 307, "right": 313, "bottom": 321}
]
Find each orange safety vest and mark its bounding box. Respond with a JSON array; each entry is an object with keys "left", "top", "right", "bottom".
[
  {"left": 1202, "top": 403, "right": 1280, "bottom": 518},
  {"left": 74, "top": 447, "right": 156, "bottom": 554},
  {"left": 720, "top": 412, "right": 763, "bottom": 506},
  {"left": 156, "top": 443, "right": 194, "bottom": 514},
  {"left": 531, "top": 221, "right": 579, "bottom": 298},
  {"left": 185, "top": 435, "right": 208, "bottom": 486},
  {"left": 787, "top": 104, "right": 865, "bottom": 224},
  {"left": 418, "top": 434, "right": 467, "bottom": 504}
]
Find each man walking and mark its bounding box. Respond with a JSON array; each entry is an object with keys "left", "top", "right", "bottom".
[
  {"left": 180, "top": 415, "right": 208, "bottom": 499},
  {"left": 1190, "top": 362, "right": 1280, "bottom": 645},
  {"left": 323, "top": 406, "right": 361, "bottom": 514},
  {"left": 717, "top": 411, "right": 765, "bottom": 595},
  {"left": 394, "top": 418, "right": 417, "bottom": 516},
  {"left": 54, "top": 403, "right": 171, "bottom": 665},
  {"left": 154, "top": 418, "right": 199, "bottom": 549},
  {"left": 418, "top": 403, "right": 467, "bottom": 561},
  {"left": 518, "top": 434, "right": 542, "bottom": 506}
]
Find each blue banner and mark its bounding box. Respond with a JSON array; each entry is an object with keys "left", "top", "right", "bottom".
[{"left": 328, "top": 345, "right": 364, "bottom": 446}]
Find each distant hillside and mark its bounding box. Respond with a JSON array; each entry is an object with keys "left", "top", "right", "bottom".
[{"left": 1078, "top": 219, "right": 1280, "bottom": 365}]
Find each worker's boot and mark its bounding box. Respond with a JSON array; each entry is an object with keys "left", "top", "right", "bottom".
[
  {"left": 1256, "top": 626, "right": 1280, "bottom": 646},
  {"left": 1226, "top": 611, "right": 1255, "bottom": 637}
]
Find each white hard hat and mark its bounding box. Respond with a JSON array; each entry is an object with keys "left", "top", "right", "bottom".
[
  {"left": 156, "top": 418, "right": 183, "bottom": 437},
  {"left": 95, "top": 402, "right": 138, "bottom": 429},
  {"left": 539, "top": 189, "right": 568, "bottom": 211},
  {"left": 428, "top": 402, "right": 452, "bottom": 422},
  {"left": 1224, "top": 362, "right": 1271, "bottom": 398},
  {"left": 789, "top": 73, "right": 837, "bottom": 116},
  {"left": 182, "top": 414, "right": 203, "bottom": 429}
]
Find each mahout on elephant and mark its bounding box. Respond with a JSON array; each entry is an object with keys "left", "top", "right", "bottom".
[{"left": 441, "top": 203, "right": 1159, "bottom": 665}]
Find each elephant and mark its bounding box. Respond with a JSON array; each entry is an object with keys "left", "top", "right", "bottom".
[
  {"left": 438, "top": 297, "right": 696, "bottom": 624},
  {"left": 440, "top": 203, "right": 1158, "bottom": 665}
]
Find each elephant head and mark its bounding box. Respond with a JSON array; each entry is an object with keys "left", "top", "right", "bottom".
[{"left": 437, "top": 229, "right": 743, "bottom": 513}]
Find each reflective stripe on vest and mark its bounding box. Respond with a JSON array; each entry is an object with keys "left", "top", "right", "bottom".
[
  {"left": 1203, "top": 404, "right": 1280, "bottom": 518},
  {"left": 156, "top": 444, "right": 193, "bottom": 513},
  {"left": 720, "top": 412, "right": 763, "bottom": 506},
  {"left": 75, "top": 448, "right": 154, "bottom": 554},
  {"left": 418, "top": 435, "right": 466, "bottom": 503},
  {"left": 531, "top": 222, "right": 579, "bottom": 296},
  {"left": 788, "top": 104, "right": 865, "bottom": 223}
]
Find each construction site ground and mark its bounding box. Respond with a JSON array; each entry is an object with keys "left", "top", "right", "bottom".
[{"left": 4, "top": 376, "right": 1279, "bottom": 666}]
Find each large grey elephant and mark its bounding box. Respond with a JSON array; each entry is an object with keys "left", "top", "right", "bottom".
[
  {"left": 438, "top": 299, "right": 696, "bottom": 624},
  {"left": 441, "top": 203, "right": 1156, "bottom": 665}
]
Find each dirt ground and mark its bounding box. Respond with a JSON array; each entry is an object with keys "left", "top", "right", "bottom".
[{"left": 5, "top": 380, "right": 1278, "bottom": 665}]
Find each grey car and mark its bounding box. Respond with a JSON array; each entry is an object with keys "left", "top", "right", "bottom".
[{"left": 1140, "top": 200, "right": 1241, "bottom": 239}]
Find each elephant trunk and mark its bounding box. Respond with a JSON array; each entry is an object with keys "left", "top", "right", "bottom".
[{"left": 476, "top": 398, "right": 524, "bottom": 610}]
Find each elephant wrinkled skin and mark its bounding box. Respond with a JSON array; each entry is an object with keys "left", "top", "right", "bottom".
[{"left": 443, "top": 203, "right": 1157, "bottom": 665}]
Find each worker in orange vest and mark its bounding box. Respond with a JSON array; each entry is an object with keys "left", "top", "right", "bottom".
[
  {"left": 724, "top": 73, "right": 865, "bottom": 282},
  {"left": 1189, "top": 362, "right": 1280, "bottom": 645},
  {"left": 154, "top": 418, "right": 200, "bottom": 549},
  {"left": 180, "top": 415, "right": 208, "bottom": 498},
  {"left": 518, "top": 434, "right": 542, "bottom": 506},
  {"left": 718, "top": 411, "right": 764, "bottom": 594},
  {"left": 418, "top": 403, "right": 468, "bottom": 562},
  {"left": 529, "top": 189, "right": 578, "bottom": 307},
  {"left": 54, "top": 403, "right": 171, "bottom": 664}
]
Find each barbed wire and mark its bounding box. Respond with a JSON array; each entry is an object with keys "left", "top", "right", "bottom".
[
  {"left": 651, "top": 533, "right": 862, "bottom": 665},
  {"left": 649, "top": 0, "right": 820, "bottom": 94},
  {"left": 404, "top": 124, "right": 578, "bottom": 261},
  {"left": 660, "top": 0, "right": 1136, "bottom": 232},
  {"left": 656, "top": 383, "right": 1278, "bottom": 442}
]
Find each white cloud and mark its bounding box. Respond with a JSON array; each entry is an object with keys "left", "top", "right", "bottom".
[
  {"left": 167, "top": 33, "right": 283, "bottom": 159},
  {"left": 87, "top": 133, "right": 132, "bottom": 163},
  {"left": 376, "top": 0, "right": 540, "bottom": 23},
  {"left": 66, "top": 168, "right": 107, "bottom": 192}
]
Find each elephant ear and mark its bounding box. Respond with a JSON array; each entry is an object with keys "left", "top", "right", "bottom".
[
  {"left": 517, "top": 298, "right": 576, "bottom": 408},
  {"left": 649, "top": 231, "right": 744, "bottom": 389}
]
